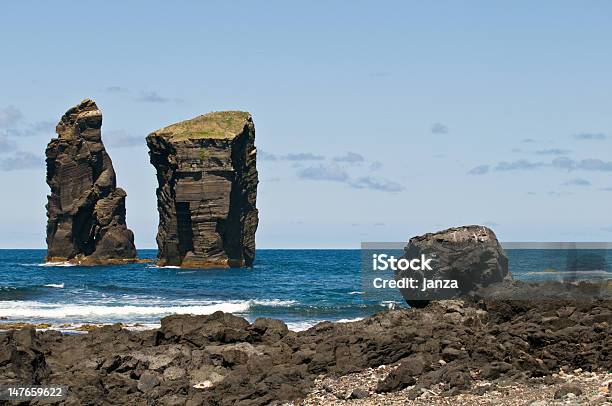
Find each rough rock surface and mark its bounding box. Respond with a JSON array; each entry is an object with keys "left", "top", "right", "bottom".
[
  {"left": 474, "top": 278, "right": 612, "bottom": 301},
  {"left": 0, "top": 329, "right": 49, "bottom": 384},
  {"left": 399, "top": 225, "right": 510, "bottom": 307},
  {"left": 45, "top": 99, "right": 137, "bottom": 263},
  {"left": 300, "top": 363, "right": 611, "bottom": 405},
  {"left": 146, "top": 111, "right": 258, "bottom": 268},
  {"left": 1, "top": 300, "right": 610, "bottom": 405}
]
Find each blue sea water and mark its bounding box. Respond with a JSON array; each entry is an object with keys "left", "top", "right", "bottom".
[{"left": 0, "top": 249, "right": 610, "bottom": 331}]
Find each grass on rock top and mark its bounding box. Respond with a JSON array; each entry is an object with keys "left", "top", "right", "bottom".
[{"left": 154, "top": 111, "right": 250, "bottom": 140}]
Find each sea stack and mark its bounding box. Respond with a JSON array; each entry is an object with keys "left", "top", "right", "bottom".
[
  {"left": 45, "top": 99, "right": 137, "bottom": 264},
  {"left": 146, "top": 111, "right": 258, "bottom": 268}
]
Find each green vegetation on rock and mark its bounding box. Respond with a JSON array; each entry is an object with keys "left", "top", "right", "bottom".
[{"left": 154, "top": 111, "right": 251, "bottom": 140}]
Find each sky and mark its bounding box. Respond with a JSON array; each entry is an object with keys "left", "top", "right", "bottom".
[{"left": 1, "top": 1, "right": 612, "bottom": 248}]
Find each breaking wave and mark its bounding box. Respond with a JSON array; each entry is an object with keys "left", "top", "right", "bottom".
[
  {"left": 0, "top": 299, "right": 298, "bottom": 320},
  {"left": 43, "top": 283, "right": 65, "bottom": 289},
  {"left": 145, "top": 265, "right": 181, "bottom": 269},
  {"left": 38, "top": 262, "right": 77, "bottom": 267}
]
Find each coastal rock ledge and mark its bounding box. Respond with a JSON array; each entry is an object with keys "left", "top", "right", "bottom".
[
  {"left": 45, "top": 99, "right": 137, "bottom": 264},
  {"left": 1, "top": 301, "right": 610, "bottom": 405},
  {"left": 146, "top": 111, "right": 258, "bottom": 268}
]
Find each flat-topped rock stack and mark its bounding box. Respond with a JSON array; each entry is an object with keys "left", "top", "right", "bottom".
[
  {"left": 146, "top": 111, "right": 259, "bottom": 268},
  {"left": 45, "top": 99, "right": 137, "bottom": 264}
]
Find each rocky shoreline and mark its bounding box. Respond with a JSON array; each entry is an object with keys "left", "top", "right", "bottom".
[{"left": 1, "top": 299, "right": 610, "bottom": 405}]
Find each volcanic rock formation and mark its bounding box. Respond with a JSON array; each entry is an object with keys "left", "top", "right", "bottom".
[
  {"left": 1, "top": 301, "right": 610, "bottom": 404},
  {"left": 45, "top": 99, "right": 137, "bottom": 263},
  {"left": 146, "top": 111, "right": 258, "bottom": 268},
  {"left": 398, "top": 225, "right": 510, "bottom": 307}
]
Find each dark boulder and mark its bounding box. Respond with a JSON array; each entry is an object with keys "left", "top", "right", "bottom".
[
  {"left": 554, "top": 384, "right": 583, "bottom": 399},
  {"left": 398, "top": 225, "right": 510, "bottom": 307},
  {"left": 375, "top": 367, "right": 417, "bottom": 393},
  {"left": 137, "top": 371, "right": 161, "bottom": 392},
  {"left": 349, "top": 388, "right": 370, "bottom": 399},
  {"left": 0, "top": 329, "right": 49, "bottom": 384},
  {"left": 158, "top": 311, "right": 251, "bottom": 347},
  {"left": 249, "top": 318, "right": 290, "bottom": 343}
]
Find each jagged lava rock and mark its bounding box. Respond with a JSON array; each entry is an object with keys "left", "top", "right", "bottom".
[
  {"left": 146, "top": 111, "right": 258, "bottom": 268},
  {"left": 2, "top": 301, "right": 610, "bottom": 404},
  {"left": 399, "top": 225, "right": 510, "bottom": 307},
  {"left": 45, "top": 99, "right": 137, "bottom": 263}
]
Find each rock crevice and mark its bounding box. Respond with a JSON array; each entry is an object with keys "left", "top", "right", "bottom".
[{"left": 45, "top": 99, "right": 137, "bottom": 263}]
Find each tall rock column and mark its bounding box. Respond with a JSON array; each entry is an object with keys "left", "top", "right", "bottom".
[
  {"left": 146, "top": 111, "right": 258, "bottom": 268},
  {"left": 45, "top": 99, "right": 137, "bottom": 264}
]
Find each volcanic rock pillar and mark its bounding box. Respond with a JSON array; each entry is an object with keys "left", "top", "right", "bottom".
[
  {"left": 45, "top": 99, "right": 137, "bottom": 264},
  {"left": 146, "top": 111, "right": 258, "bottom": 268}
]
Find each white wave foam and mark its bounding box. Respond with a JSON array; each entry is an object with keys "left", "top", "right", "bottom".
[
  {"left": 39, "top": 262, "right": 76, "bottom": 267},
  {"left": 336, "top": 317, "right": 364, "bottom": 324},
  {"left": 126, "top": 323, "right": 161, "bottom": 331},
  {"left": 285, "top": 317, "right": 364, "bottom": 332},
  {"left": 43, "top": 283, "right": 64, "bottom": 289},
  {"left": 0, "top": 298, "right": 298, "bottom": 319},
  {"left": 71, "top": 322, "right": 162, "bottom": 331},
  {"left": 249, "top": 299, "right": 298, "bottom": 307},
  {"left": 30, "top": 322, "right": 163, "bottom": 334},
  {"left": 286, "top": 320, "right": 319, "bottom": 332},
  {"left": 380, "top": 300, "right": 398, "bottom": 310},
  {"left": 348, "top": 291, "right": 364, "bottom": 295},
  {"left": 0, "top": 302, "right": 250, "bottom": 319},
  {"left": 146, "top": 265, "right": 180, "bottom": 269}
]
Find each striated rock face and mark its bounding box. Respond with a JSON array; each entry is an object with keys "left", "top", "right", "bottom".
[
  {"left": 45, "top": 99, "right": 137, "bottom": 263},
  {"left": 146, "top": 111, "right": 258, "bottom": 268},
  {"left": 398, "top": 225, "right": 510, "bottom": 307}
]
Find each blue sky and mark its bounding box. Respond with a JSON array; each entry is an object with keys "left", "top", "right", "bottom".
[{"left": 1, "top": 1, "right": 612, "bottom": 248}]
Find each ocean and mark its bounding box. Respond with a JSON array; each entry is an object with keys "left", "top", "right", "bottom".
[{"left": 1, "top": 249, "right": 610, "bottom": 332}]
